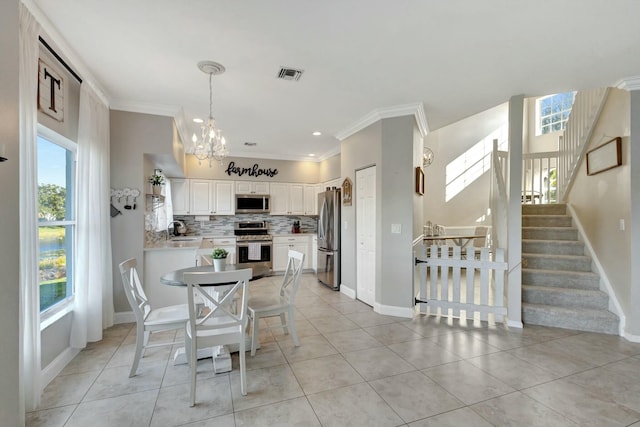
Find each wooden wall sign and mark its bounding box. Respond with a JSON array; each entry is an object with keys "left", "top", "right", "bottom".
[
  {"left": 342, "top": 177, "right": 352, "bottom": 206},
  {"left": 38, "top": 57, "right": 64, "bottom": 122}
]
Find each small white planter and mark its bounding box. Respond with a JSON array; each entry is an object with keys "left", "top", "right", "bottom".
[{"left": 213, "top": 258, "right": 226, "bottom": 272}]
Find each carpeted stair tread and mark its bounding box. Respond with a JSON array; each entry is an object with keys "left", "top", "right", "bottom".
[
  {"left": 522, "top": 268, "right": 600, "bottom": 289},
  {"left": 522, "top": 285, "right": 609, "bottom": 310},
  {"left": 523, "top": 239, "right": 584, "bottom": 255},
  {"left": 522, "top": 303, "right": 618, "bottom": 335}
]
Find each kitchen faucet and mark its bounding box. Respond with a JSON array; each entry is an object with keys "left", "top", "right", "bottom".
[{"left": 167, "top": 220, "right": 186, "bottom": 238}]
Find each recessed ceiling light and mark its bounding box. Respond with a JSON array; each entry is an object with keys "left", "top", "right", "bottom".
[
  {"left": 312, "top": 131, "right": 322, "bottom": 136},
  {"left": 193, "top": 118, "right": 203, "bottom": 124},
  {"left": 244, "top": 142, "right": 257, "bottom": 146},
  {"left": 309, "top": 153, "right": 316, "bottom": 157}
]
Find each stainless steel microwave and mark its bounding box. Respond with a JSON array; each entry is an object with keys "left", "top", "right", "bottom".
[{"left": 235, "top": 194, "right": 270, "bottom": 213}]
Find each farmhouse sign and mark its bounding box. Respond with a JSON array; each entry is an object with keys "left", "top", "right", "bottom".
[{"left": 225, "top": 161, "right": 279, "bottom": 178}]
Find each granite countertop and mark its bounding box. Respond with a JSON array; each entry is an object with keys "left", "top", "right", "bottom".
[{"left": 144, "top": 236, "right": 202, "bottom": 251}]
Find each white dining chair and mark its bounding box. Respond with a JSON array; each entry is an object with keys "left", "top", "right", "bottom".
[
  {"left": 183, "top": 268, "right": 252, "bottom": 406},
  {"left": 248, "top": 250, "right": 304, "bottom": 356},
  {"left": 119, "top": 258, "right": 189, "bottom": 377}
]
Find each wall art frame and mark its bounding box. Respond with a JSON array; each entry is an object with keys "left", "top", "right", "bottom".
[{"left": 586, "top": 136, "right": 622, "bottom": 176}]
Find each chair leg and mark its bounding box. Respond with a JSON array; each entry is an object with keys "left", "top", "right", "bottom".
[
  {"left": 250, "top": 311, "right": 259, "bottom": 356},
  {"left": 129, "top": 325, "right": 145, "bottom": 377},
  {"left": 239, "top": 332, "right": 247, "bottom": 396},
  {"left": 188, "top": 329, "right": 197, "bottom": 407},
  {"left": 280, "top": 312, "right": 289, "bottom": 335},
  {"left": 288, "top": 307, "right": 300, "bottom": 347}
]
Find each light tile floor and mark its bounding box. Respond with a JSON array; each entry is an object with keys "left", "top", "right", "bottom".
[{"left": 28, "top": 273, "right": 640, "bottom": 427}]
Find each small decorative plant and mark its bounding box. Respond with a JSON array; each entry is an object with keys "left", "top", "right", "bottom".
[
  {"left": 148, "top": 173, "right": 165, "bottom": 186},
  {"left": 212, "top": 248, "right": 228, "bottom": 259}
]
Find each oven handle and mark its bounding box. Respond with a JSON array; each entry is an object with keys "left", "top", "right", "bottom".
[{"left": 236, "top": 241, "right": 273, "bottom": 248}]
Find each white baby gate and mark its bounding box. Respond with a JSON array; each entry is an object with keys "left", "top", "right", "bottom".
[{"left": 415, "top": 244, "right": 508, "bottom": 322}]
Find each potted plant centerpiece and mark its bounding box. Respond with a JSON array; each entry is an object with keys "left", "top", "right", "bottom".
[
  {"left": 149, "top": 171, "right": 165, "bottom": 195},
  {"left": 211, "top": 248, "right": 228, "bottom": 272}
]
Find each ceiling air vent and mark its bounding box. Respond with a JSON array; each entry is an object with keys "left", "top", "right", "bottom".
[{"left": 277, "top": 67, "right": 304, "bottom": 81}]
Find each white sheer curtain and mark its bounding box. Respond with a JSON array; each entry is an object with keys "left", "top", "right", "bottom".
[
  {"left": 153, "top": 171, "right": 173, "bottom": 232},
  {"left": 19, "top": 3, "right": 42, "bottom": 412},
  {"left": 71, "top": 83, "right": 114, "bottom": 347}
]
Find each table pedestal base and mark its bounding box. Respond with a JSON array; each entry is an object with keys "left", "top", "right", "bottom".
[{"left": 172, "top": 336, "right": 255, "bottom": 374}]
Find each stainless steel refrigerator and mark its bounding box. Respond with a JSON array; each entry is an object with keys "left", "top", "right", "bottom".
[{"left": 317, "top": 188, "right": 341, "bottom": 290}]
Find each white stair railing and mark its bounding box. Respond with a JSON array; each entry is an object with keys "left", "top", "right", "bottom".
[
  {"left": 522, "top": 151, "right": 559, "bottom": 204},
  {"left": 490, "top": 139, "right": 508, "bottom": 249},
  {"left": 558, "top": 87, "right": 610, "bottom": 200}
]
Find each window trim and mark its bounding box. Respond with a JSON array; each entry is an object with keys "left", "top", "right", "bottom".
[
  {"left": 535, "top": 92, "right": 576, "bottom": 136},
  {"left": 37, "top": 124, "right": 78, "bottom": 319}
]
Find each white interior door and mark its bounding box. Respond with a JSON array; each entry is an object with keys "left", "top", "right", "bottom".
[{"left": 356, "top": 166, "right": 376, "bottom": 306}]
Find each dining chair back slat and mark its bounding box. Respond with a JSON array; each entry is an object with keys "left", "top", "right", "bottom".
[{"left": 183, "top": 268, "right": 252, "bottom": 406}]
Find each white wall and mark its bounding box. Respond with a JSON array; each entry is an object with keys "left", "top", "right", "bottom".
[
  {"left": 110, "top": 111, "right": 176, "bottom": 313},
  {"left": 340, "top": 121, "right": 381, "bottom": 294},
  {"left": 423, "top": 103, "right": 508, "bottom": 227},
  {"left": 186, "top": 155, "right": 319, "bottom": 183},
  {"left": 0, "top": 1, "right": 22, "bottom": 424},
  {"left": 567, "top": 89, "right": 631, "bottom": 317},
  {"left": 319, "top": 154, "right": 341, "bottom": 183},
  {"left": 340, "top": 116, "right": 417, "bottom": 312}
]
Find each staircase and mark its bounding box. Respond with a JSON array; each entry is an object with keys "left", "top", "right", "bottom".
[{"left": 521, "top": 203, "right": 619, "bottom": 334}]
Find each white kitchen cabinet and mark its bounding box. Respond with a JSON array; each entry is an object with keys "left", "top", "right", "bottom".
[
  {"left": 189, "top": 179, "right": 212, "bottom": 215},
  {"left": 170, "top": 178, "right": 190, "bottom": 215},
  {"left": 289, "top": 184, "right": 304, "bottom": 215},
  {"left": 273, "top": 235, "right": 310, "bottom": 271},
  {"left": 212, "top": 180, "right": 235, "bottom": 215},
  {"left": 270, "top": 182, "right": 304, "bottom": 215},
  {"left": 189, "top": 179, "right": 235, "bottom": 215},
  {"left": 303, "top": 185, "right": 318, "bottom": 215},
  {"left": 269, "top": 183, "right": 290, "bottom": 215},
  {"left": 235, "top": 181, "right": 270, "bottom": 195},
  {"left": 324, "top": 177, "right": 341, "bottom": 190}
]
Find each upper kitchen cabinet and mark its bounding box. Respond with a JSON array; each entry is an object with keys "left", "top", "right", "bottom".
[
  {"left": 170, "top": 178, "right": 190, "bottom": 215},
  {"left": 235, "top": 181, "right": 270, "bottom": 195},
  {"left": 303, "top": 184, "right": 320, "bottom": 215},
  {"left": 188, "top": 179, "right": 235, "bottom": 215},
  {"left": 212, "top": 180, "right": 235, "bottom": 215},
  {"left": 270, "top": 182, "right": 304, "bottom": 215}
]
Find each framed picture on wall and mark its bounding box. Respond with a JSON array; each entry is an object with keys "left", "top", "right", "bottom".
[
  {"left": 586, "top": 137, "right": 622, "bottom": 176},
  {"left": 415, "top": 167, "right": 424, "bottom": 195}
]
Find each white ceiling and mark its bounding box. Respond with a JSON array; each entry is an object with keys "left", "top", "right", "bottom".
[{"left": 32, "top": 0, "right": 640, "bottom": 161}]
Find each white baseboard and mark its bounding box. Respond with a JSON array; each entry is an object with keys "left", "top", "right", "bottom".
[
  {"left": 114, "top": 311, "right": 136, "bottom": 324},
  {"left": 374, "top": 302, "right": 414, "bottom": 319},
  {"left": 623, "top": 330, "right": 640, "bottom": 343},
  {"left": 507, "top": 319, "right": 524, "bottom": 329},
  {"left": 567, "top": 203, "right": 626, "bottom": 337},
  {"left": 41, "top": 346, "right": 81, "bottom": 389},
  {"left": 340, "top": 284, "right": 356, "bottom": 299}
]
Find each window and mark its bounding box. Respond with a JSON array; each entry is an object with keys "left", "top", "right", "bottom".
[
  {"left": 37, "top": 130, "right": 77, "bottom": 313},
  {"left": 536, "top": 92, "right": 576, "bottom": 135}
]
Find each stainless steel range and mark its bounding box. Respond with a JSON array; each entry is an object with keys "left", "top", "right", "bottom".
[{"left": 234, "top": 221, "right": 272, "bottom": 277}]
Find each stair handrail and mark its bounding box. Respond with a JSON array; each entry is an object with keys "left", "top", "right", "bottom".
[
  {"left": 490, "top": 139, "right": 508, "bottom": 249},
  {"left": 557, "top": 87, "right": 610, "bottom": 201}
]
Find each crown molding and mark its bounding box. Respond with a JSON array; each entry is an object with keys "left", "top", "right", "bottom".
[
  {"left": 317, "top": 145, "right": 341, "bottom": 162},
  {"left": 335, "top": 102, "right": 429, "bottom": 141},
  {"left": 615, "top": 76, "right": 640, "bottom": 91},
  {"left": 110, "top": 99, "right": 181, "bottom": 117}
]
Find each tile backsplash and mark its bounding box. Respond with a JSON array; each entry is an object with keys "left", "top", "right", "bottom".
[{"left": 173, "top": 214, "right": 317, "bottom": 236}]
